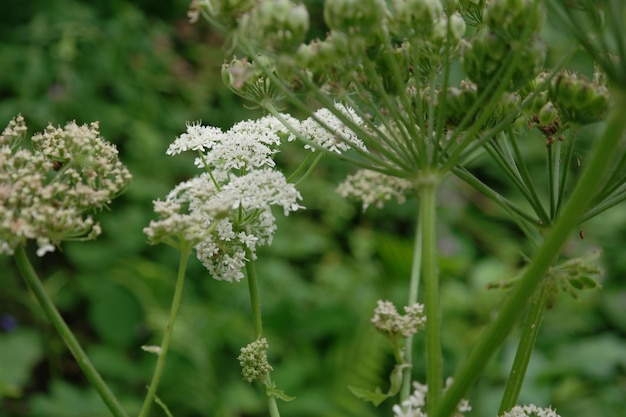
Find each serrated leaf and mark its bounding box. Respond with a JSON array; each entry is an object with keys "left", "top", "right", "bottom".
[
  {"left": 266, "top": 384, "right": 296, "bottom": 402},
  {"left": 348, "top": 385, "right": 389, "bottom": 406}
]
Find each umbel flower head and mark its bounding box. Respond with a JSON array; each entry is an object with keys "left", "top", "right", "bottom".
[
  {"left": 500, "top": 404, "right": 561, "bottom": 417},
  {"left": 0, "top": 115, "right": 131, "bottom": 256},
  {"left": 393, "top": 378, "right": 471, "bottom": 417},
  {"left": 144, "top": 115, "right": 304, "bottom": 282}
]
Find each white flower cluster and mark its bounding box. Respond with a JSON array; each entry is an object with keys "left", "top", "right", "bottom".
[
  {"left": 500, "top": 404, "right": 561, "bottom": 417},
  {"left": 145, "top": 116, "right": 304, "bottom": 282},
  {"left": 292, "top": 103, "right": 367, "bottom": 154},
  {"left": 393, "top": 379, "right": 471, "bottom": 417},
  {"left": 371, "top": 300, "right": 426, "bottom": 339},
  {"left": 0, "top": 115, "right": 131, "bottom": 256},
  {"left": 336, "top": 169, "right": 414, "bottom": 209}
]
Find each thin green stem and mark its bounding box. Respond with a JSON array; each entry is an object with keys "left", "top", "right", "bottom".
[
  {"left": 14, "top": 245, "right": 129, "bottom": 417},
  {"left": 555, "top": 129, "right": 577, "bottom": 216},
  {"left": 139, "top": 245, "right": 191, "bottom": 417},
  {"left": 547, "top": 141, "right": 561, "bottom": 219},
  {"left": 434, "top": 89, "right": 626, "bottom": 417},
  {"left": 244, "top": 248, "right": 281, "bottom": 417},
  {"left": 508, "top": 131, "right": 551, "bottom": 225},
  {"left": 401, "top": 207, "right": 423, "bottom": 404},
  {"left": 419, "top": 175, "right": 443, "bottom": 414},
  {"left": 498, "top": 282, "right": 547, "bottom": 415}
]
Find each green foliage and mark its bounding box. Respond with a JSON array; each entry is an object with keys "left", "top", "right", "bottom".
[{"left": 1, "top": 1, "right": 625, "bottom": 417}]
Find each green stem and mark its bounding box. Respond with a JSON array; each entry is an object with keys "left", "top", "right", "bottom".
[
  {"left": 419, "top": 175, "right": 443, "bottom": 414},
  {"left": 401, "top": 207, "right": 423, "bottom": 404},
  {"left": 138, "top": 246, "right": 191, "bottom": 417},
  {"left": 434, "top": 89, "right": 626, "bottom": 417},
  {"left": 245, "top": 250, "right": 263, "bottom": 338},
  {"left": 498, "top": 283, "right": 547, "bottom": 415},
  {"left": 244, "top": 248, "right": 281, "bottom": 417},
  {"left": 14, "top": 245, "right": 129, "bottom": 417}
]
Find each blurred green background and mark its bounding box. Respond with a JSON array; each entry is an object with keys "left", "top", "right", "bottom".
[{"left": 1, "top": 1, "right": 625, "bottom": 416}]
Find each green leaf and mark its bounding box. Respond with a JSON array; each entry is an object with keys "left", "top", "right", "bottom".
[
  {"left": 0, "top": 329, "right": 43, "bottom": 399},
  {"left": 348, "top": 364, "right": 410, "bottom": 406},
  {"left": 348, "top": 385, "right": 389, "bottom": 407},
  {"left": 265, "top": 383, "right": 296, "bottom": 402}
]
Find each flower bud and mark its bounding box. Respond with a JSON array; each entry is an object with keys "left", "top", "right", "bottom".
[
  {"left": 388, "top": 0, "right": 444, "bottom": 39},
  {"left": 484, "top": 0, "right": 544, "bottom": 41},
  {"left": 549, "top": 72, "right": 610, "bottom": 125},
  {"left": 324, "top": 0, "right": 386, "bottom": 41},
  {"left": 538, "top": 102, "right": 558, "bottom": 126},
  {"left": 247, "top": 0, "right": 310, "bottom": 52},
  {"left": 444, "top": 81, "right": 478, "bottom": 126}
]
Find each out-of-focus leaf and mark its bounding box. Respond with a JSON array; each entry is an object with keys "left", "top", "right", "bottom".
[{"left": 0, "top": 329, "right": 43, "bottom": 399}]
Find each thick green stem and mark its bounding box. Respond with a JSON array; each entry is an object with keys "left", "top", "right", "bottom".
[
  {"left": 245, "top": 250, "right": 264, "bottom": 338},
  {"left": 400, "top": 210, "right": 423, "bottom": 404},
  {"left": 244, "top": 249, "right": 281, "bottom": 417},
  {"left": 139, "top": 246, "right": 190, "bottom": 417},
  {"left": 419, "top": 176, "right": 443, "bottom": 414},
  {"left": 498, "top": 283, "right": 547, "bottom": 415},
  {"left": 434, "top": 90, "right": 626, "bottom": 417},
  {"left": 14, "top": 245, "right": 129, "bottom": 417}
]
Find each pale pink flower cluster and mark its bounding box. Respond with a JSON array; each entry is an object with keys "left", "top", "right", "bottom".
[
  {"left": 0, "top": 115, "right": 131, "bottom": 256},
  {"left": 371, "top": 300, "right": 426, "bottom": 339},
  {"left": 337, "top": 169, "right": 414, "bottom": 209}
]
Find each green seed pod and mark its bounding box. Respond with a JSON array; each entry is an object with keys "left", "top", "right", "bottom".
[
  {"left": 538, "top": 102, "right": 558, "bottom": 126},
  {"left": 549, "top": 72, "right": 610, "bottom": 125}
]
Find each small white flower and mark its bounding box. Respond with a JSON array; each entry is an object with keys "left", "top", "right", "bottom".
[
  {"left": 296, "top": 104, "right": 367, "bottom": 154},
  {"left": 500, "top": 404, "right": 561, "bottom": 417},
  {"left": 337, "top": 169, "right": 414, "bottom": 209}
]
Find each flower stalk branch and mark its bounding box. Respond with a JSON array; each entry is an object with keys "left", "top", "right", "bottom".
[
  {"left": 139, "top": 245, "right": 191, "bottom": 417},
  {"left": 14, "top": 245, "right": 129, "bottom": 417}
]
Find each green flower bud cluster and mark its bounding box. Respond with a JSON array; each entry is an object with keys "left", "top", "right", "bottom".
[
  {"left": 463, "top": 0, "right": 545, "bottom": 91},
  {"left": 484, "top": 0, "right": 544, "bottom": 41},
  {"left": 443, "top": 80, "right": 478, "bottom": 127},
  {"left": 388, "top": 0, "right": 444, "bottom": 40},
  {"left": 324, "top": 0, "right": 386, "bottom": 41},
  {"left": 238, "top": 338, "right": 273, "bottom": 383},
  {"left": 463, "top": 29, "right": 545, "bottom": 91},
  {"left": 243, "top": 0, "right": 309, "bottom": 53},
  {"left": 191, "top": 0, "right": 255, "bottom": 29},
  {"left": 549, "top": 71, "right": 610, "bottom": 126}
]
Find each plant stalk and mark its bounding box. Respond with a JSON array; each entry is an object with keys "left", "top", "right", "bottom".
[
  {"left": 401, "top": 207, "right": 423, "bottom": 404},
  {"left": 244, "top": 248, "right": 281, "bottom": 417},
  {"left": 419, "top": 176, "right": 443, "bottom": 414},
  {"left": 498, "top": 283, "right": 547, "bottom": 415},
  {"left": 14, "top": 245, "right": 129, "bottom": 417},
  {"left": 138, "top": 246, "right": 191, "bottom": 417},
  {"left": 434, "top": 89, "right": 626, "bottom": 417}
]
